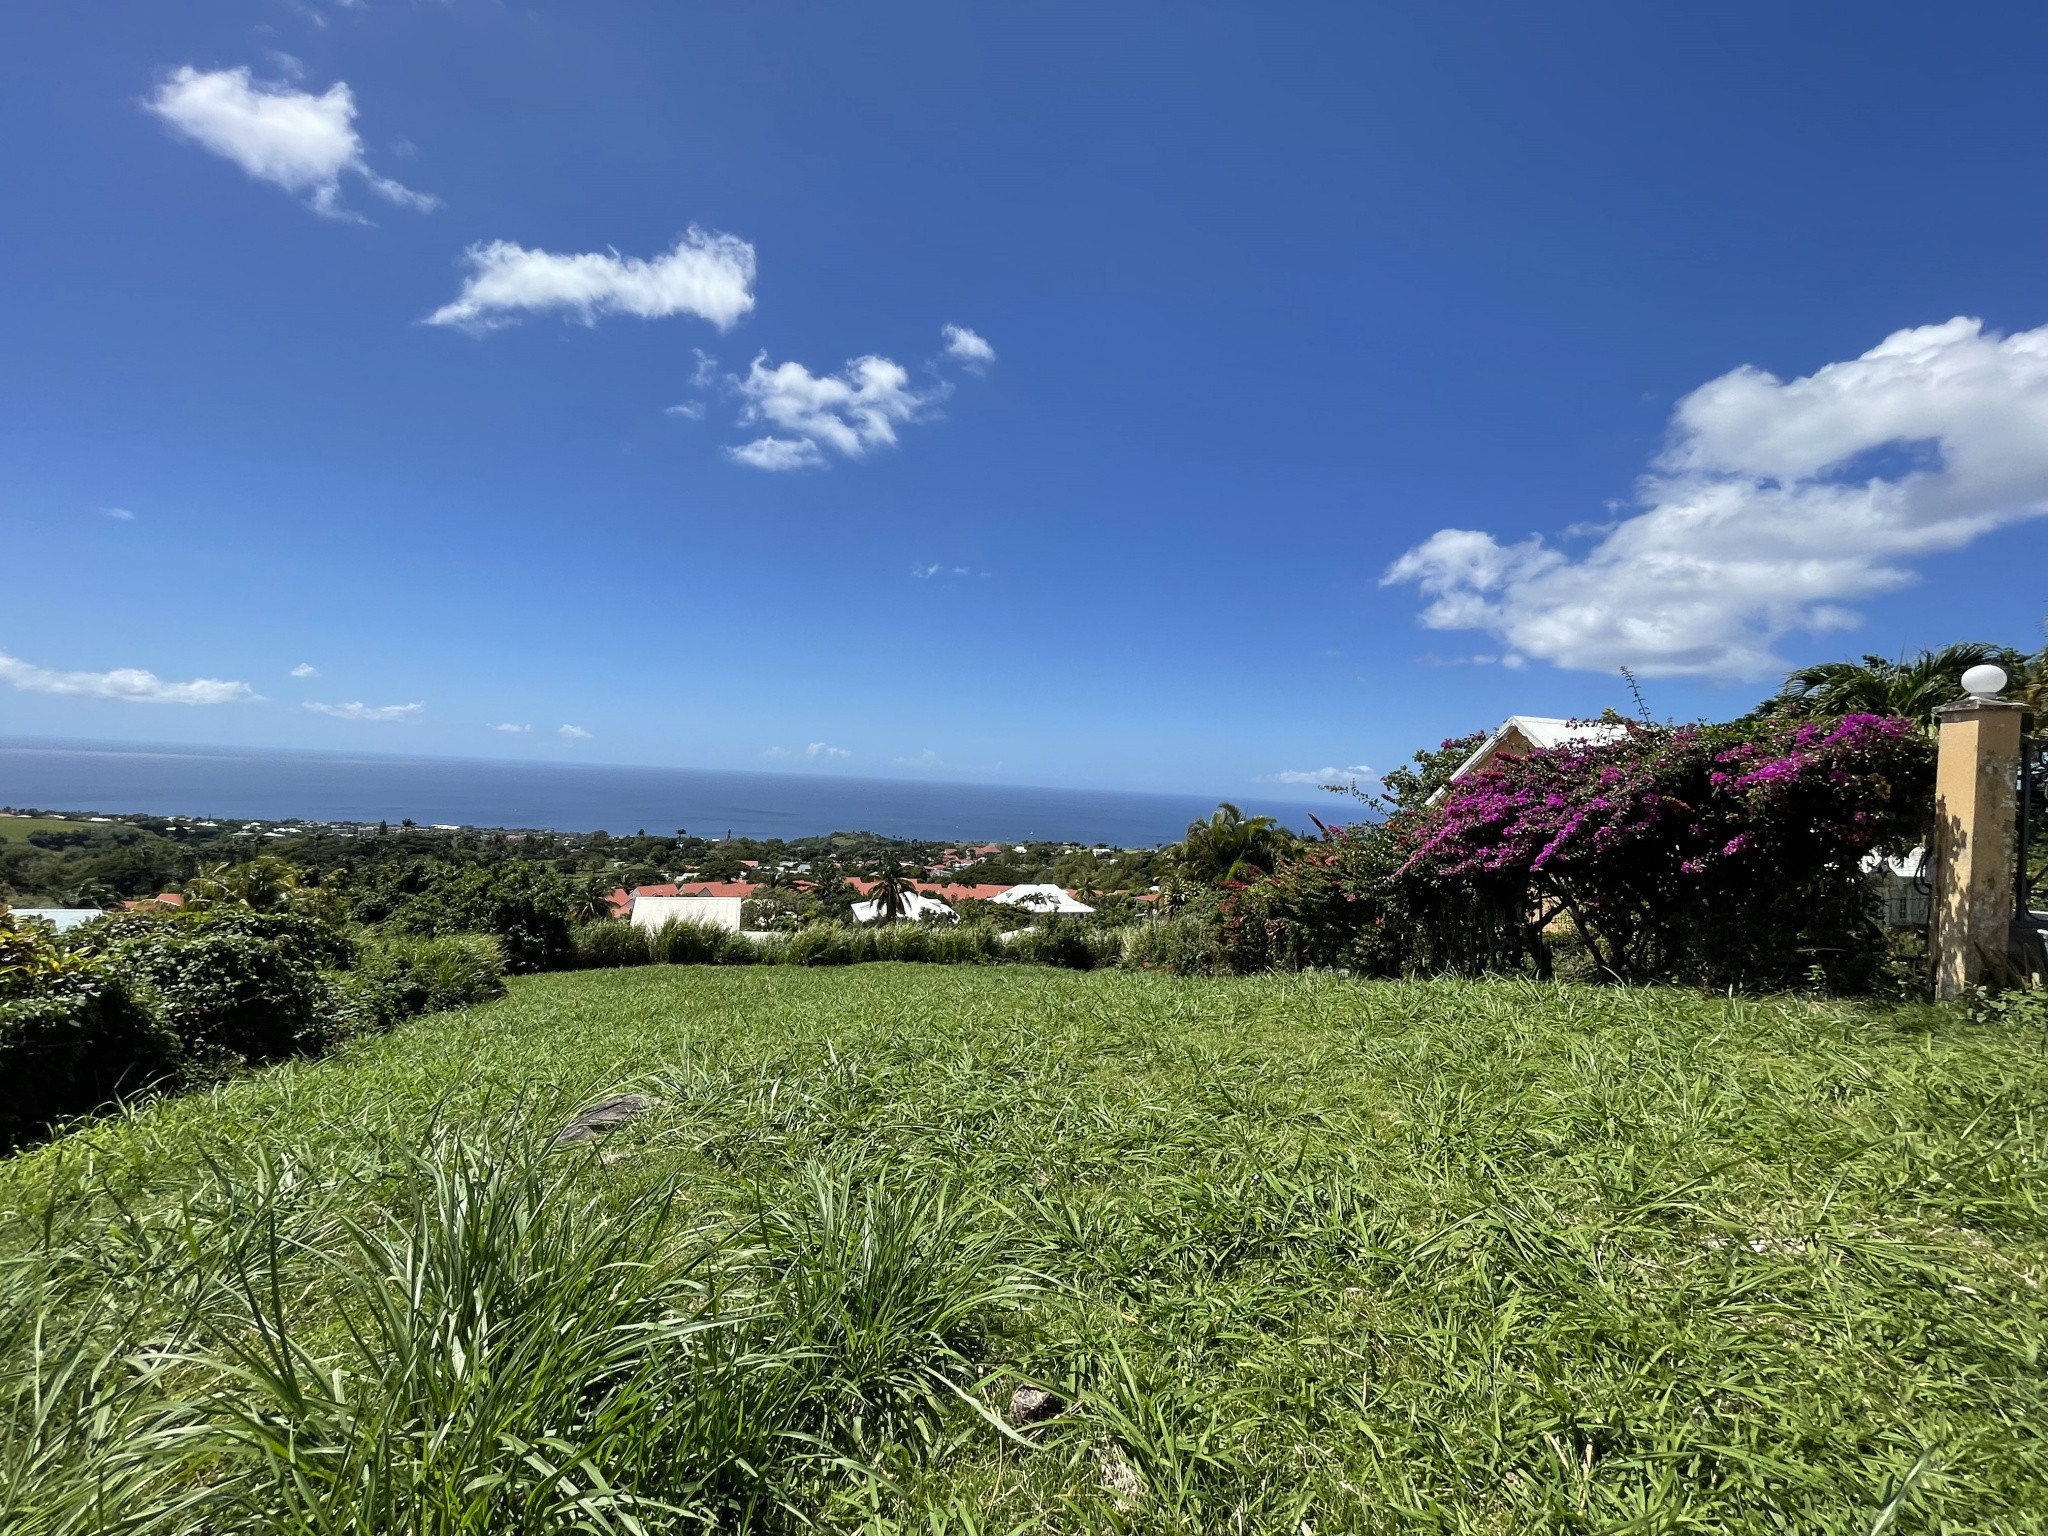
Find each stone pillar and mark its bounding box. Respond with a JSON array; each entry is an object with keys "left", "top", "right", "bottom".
[{"left": 1930, "top": 698, "right": 2028, "bottom": 999}]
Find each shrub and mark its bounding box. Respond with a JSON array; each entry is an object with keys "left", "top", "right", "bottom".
[
  {"left": 72, "top": 908, "right": 346, "bottom": 1066},
  {"left": 572, "top": 920, "right": 652, "bottom": 969},
  {"left": 343, "top": 933, "right": 507, "bottom": 1031},
  {"left": 712, "top": 926, "right": 759, "bottom": 965},
  {"left": 1233, "top": 713, "right": 1935, "bottom": 991},
  {"left": 386, "top": 863, "right": 574, "bottom": 974},
  {"left": 1219, "top": 826, "right": 1412, "bottom": 977},
  {"left": 1007, "top": 919, "right": 1098, "bottom": 971},
  {"left": 1122, "top": 899, "right": 1231, "bottom": 975},
  {"left": 0, "top": 914, "right": 176, "bottom": 1148},
  {"left": 742, "top": 890, "right": 821, "bottom": 933}
]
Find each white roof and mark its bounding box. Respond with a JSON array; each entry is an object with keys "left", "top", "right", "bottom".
[
  {"left": 1860, "top": 846, "right": 1928, "bottom": 878},
  {"left": 852, "top": 892, "right": 956, "bottom": 924},
  {"left": 1444, "top": 716, "right": 1631, "bottom": 788},
  {"left": 991, "top": 883, "right": 1095, "bottom": 914}
]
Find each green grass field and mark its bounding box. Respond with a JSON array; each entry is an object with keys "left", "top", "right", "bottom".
[
  {"left": 5, "top": 965, "right": 2047, "bottom": 1533},
  {"left": 0, "top": 817, "right": 109, "bottom": 846}
]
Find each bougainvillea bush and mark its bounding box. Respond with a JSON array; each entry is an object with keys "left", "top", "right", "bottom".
[{"left": 1229, "top": 715, "right": 1933, "bottom": 992}]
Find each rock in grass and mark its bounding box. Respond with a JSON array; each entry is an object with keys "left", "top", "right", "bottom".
[
  {"left": 552, "top": 1092, "right": 652, "bottom": 1145},
  {"left": 1007, "top": 1385, "right": 1062, "bottom": 1426},
  {"left": 1099, "top": 1446, "right": 1146, "bottom": 1510}
]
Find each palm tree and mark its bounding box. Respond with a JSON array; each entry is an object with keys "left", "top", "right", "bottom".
[
  {"left": 866, "top": 857, "right": 918, "bottom": 923},
  {"left": 1762, "top": 642, "right": 2031, "bottom": 729},
  {"left": 1176, "top": 803, "right": 1290, "bottom": 884},
  {"left": 566, "top": 876, "right": 619, "bottom": 925},
  {"left": 2023, "top": 612, "right": 2048, "bottom": 714},
  {"left": 184, "top": 857, "right": 300, "bottom": 912}
]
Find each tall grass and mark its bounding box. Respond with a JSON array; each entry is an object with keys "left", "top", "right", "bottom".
[
  {"left": 5, "top": 967, "right": 2047, "bottom": 1529},
  {"left": 570, "top": 919, "right": 653, "bottom": 969},
  {"left": 0, "top": 1113, "right": 1032, "bottom": 1534},
  {"left": 348, "top": 932, "right": 506, "bottom": 1021},
  {"left": 762, "top": 1165, "right": 1032, "bottom": 1457},
  {"left": 642, "top": 917, "right": 752, "bottom": 966},
  {"left": 589, "top": 917, "right": 1121, "bottom": 970}
]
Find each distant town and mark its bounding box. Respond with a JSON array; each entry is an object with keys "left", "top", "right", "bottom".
[{"left": 0, "top": 805, "right": 1175, "bottom": 925}]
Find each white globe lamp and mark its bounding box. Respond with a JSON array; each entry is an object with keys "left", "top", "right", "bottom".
[{"left": 1960, "top": 663, "right": 2008, "bottom": 701}]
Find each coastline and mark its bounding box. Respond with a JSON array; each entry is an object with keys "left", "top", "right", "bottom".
[{"left": 0, "top": 738, "right": 1332, "bottom": 845}]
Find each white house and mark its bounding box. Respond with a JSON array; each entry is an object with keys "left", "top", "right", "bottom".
[
  {"left": 1432, "top": 716, "right": 1632, "bottom": 801},
  {"left": 630, "top": 894, "right": 744, "bottom": 933},
  {"left": 851, "top": 892, "right": 957, "bottom": 925},
  {"left": 1861, "top": 847, "right": 1930, "bottom": 928},
  {"left": 992, "top": 883, "right": 1095, "bottom": 915}
]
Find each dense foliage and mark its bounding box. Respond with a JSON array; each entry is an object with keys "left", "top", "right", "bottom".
[
  {"left": 1221, "top": 715, "right": 1934, "bottom": 991},
  {"left": 369, "top": 861, "right": 576, "bottom": 973},
  {"left": 72, "top": 908, "right": 354, "bottom": 1066},
  {"left": 0, "top": 915, "right": 174, "bottom": 1149},
  {"left": 0, "top": 904, "right": 505, "bottom": 1149}
]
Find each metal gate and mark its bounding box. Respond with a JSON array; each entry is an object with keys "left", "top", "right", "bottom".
[
  {"left": 2020, "top": 729, "right": 2048, "bottom": 978},
  {"left": 2022, "top": 729, "right": 2047, "bottom": 920}
]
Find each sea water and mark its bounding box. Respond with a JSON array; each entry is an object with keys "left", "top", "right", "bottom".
[{"left": 0, "top": 739, "right": 1328, "bottom": 845}]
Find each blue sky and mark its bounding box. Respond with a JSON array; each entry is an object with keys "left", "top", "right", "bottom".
[{"left": 3, "top": 1, "right": 2045, "bottom": 802}]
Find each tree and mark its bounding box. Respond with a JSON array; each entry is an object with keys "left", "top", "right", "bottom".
[
  {"left": 388, "top": 863, "right": 574, "bottom": 973},
  {"left": 866, "top": 857, "right": 917, "bottom": 923},
  {"left": 2024, "top": 610, "right": 2048, "bottom": 714},
  {"left": 804, "top": 862, "right": 856, "bottom": 922},
  {"left": 184, "top": 857, "right": 301, "bottom": 913},
  {"left": 565, "top": 875, "right": 619, "bottom": 926},
  {"left": 1175, "top": 803, "right": 1291, "bottom": 884},
  {"left": 1760, "top": 643, "right": 2029, "bottom": 729}
]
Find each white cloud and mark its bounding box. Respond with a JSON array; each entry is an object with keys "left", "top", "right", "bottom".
[
  {"left": 0, "top": 650, "right": 258, "bottom": 705},
  {"left": 763, "top": 745, "right": 793, "bottom": 759},
  {"left": 1267, "top": 765, "right": 1374, "bottom": 787},
  {"left": 289, "top": 662, "right": 318, "bottom": 678},
  {"left": 911, "top": 563, "right": 940, "bottom": 578},
  {"left": 492, "top": 722, "right": 531, "bottom": 733},
  {"left": 690, "top": 348, "right": 718, "bottom": 387},
  {"left": 426, "top": 230, "right": 756, "bottom": 331},
  {"left": 941, "top": 324, "right": 996, "bottom": 369},
  {"left": 727, "top": 435, "right": 825, "bottom": 471},
  {"left": 305, "top": 700, "right": 423, "bottom": 722},
  {"left": 665, "top": 401, "right": 706, "bottom": 420},
  {"left": 806, "top": 741, "right": 850, "bottom": 760},
  {"left": 728, "top": 352, "right": 935, "bottom": 469},
  {"left": 146, "top": 65, "right": 434, "bottom": 219},
  {"left": 103, "top": 507, "right": 135, "bottom": 521},
  {"left": 1385, "top": 317, "right": 2048, "bottom": 678},
  {"left": 558, "top": 724, "right": 591, "bottom": 739}
]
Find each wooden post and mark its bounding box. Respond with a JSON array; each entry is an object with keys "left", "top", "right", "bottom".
[{"left": 1930, "top": 697, "right": 2028, "bottom": 999}]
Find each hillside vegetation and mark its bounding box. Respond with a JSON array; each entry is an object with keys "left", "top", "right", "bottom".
[{"left": 4, "top": 966, "right": 2046, "bottom": 1532}]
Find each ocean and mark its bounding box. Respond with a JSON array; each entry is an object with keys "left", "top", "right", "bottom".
[{"left": 0, "top": 739, "right": 1330, "bottom": 846}]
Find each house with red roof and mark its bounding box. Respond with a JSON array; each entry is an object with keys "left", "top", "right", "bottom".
[{"left": 121, "top": 891, "right": 186, "bottom": 911}]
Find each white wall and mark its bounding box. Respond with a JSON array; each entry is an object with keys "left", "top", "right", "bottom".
[{"left": 630, "top": 895, "right": 744, "bottom": 933}]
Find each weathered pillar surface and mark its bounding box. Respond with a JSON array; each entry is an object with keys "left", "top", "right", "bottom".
[{"left": 1931, "top": 698, "right": 2028, "bottom": 1000}]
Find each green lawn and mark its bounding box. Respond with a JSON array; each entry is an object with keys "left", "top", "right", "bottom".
[
  {"left": 0, "top": 816, "right": 107, "bottom": 846},
  {"left": 5, "top": 965, "right": 2047, "bottom": 1532}
]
